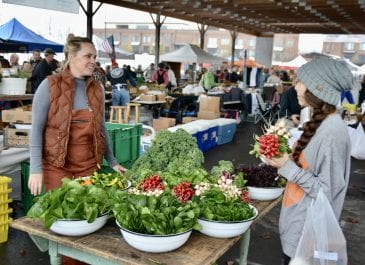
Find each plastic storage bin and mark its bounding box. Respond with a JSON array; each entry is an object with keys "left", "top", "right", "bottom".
[
  {"left": 104, "top": 123, "right": 142, "bottom": 166},
  {"left": 186, "top": 121, "right": 210, "bottom": 152},
  {"left": 216, "top": 118, "right": 237, "bottom": 145},
  {"left": 180, "top": 123, "right": 200, "bottom": 145},
  {"left": 191, "top": 120, "right": 219, "bottom": 152},
  {"left": 0, "top": 176, "right": 13, "bottom": 243},
  {"left": 20, "top": 162, "right": 45, "bottom": 215}
]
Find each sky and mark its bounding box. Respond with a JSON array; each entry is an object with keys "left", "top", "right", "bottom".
[{"left": 0, "top": 0, "right": 324, "bottom": 54}]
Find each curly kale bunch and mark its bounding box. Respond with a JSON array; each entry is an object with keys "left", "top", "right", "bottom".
[{"left": 127, "top": 129, "right": 204, "bottom": 182}]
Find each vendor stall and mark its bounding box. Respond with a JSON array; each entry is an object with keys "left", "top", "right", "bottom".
[{"left": 11, "top": 197, "right": 281, "bottom": 265}]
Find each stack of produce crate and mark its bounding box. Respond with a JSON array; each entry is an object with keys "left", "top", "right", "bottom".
[{"left": 0, "top": 176, "right": 13, "bottom": 243}]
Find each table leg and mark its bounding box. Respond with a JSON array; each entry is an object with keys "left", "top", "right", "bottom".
[
  {"left": 49, "top": 241, "right": 62, "bottom": 265},
  {"left": 30, "top": 234, "right": 49, "bottom": 252},
  {"left": 239, "top": 229, "right": 251, "bottom": 265}
]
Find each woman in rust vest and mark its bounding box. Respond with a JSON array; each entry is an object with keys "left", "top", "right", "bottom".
[{"left": 28, "top": 34, "right": 125, "bottom": 195}]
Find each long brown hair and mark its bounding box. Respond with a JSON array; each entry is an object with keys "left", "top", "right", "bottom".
[{"left": 292, "top": 90, "right": 336, "bottom": 167}]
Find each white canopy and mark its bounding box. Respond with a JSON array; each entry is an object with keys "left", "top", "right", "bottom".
[
  {"left": 92, "top": 35, "right": 133, "bottom": 60},
  {"left": 280, "top": 55, "right": 307, "bottom": 69},
  {"left": 160, "top": 44, "right": 224, "bottom": 64}
]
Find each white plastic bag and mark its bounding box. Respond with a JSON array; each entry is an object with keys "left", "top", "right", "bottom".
[
  {"left": 348, "top": 123, "right": 365, "bottom": 160},
  {"left": 290, "top": 189, "right": 347, "bottom": 265}
]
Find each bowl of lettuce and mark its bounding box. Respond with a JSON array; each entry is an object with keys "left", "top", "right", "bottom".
[
  {"left": 247, "top": 186, "right": 285, "bottom": 201},
  {"left": 193, "top": 172, "right": 258, "bottom": 238},
  {"left": 50, "top": 214, "right": 109, "bottom": 236},
  {"left": 112, "top": 178, "right": 201, "bottom": 253},
  {"left": 116, "top": 220, "right": 192, "bottom": 253},
  {"left": 235, "top": 164, "right": 287, "bottom": 201},
  {"left": 27, "top": 178, "right": 112, "bottom": 234}
]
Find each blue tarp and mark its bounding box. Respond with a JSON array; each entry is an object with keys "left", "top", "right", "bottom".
[{"left": 0, "top": 18, "right": 63, "bottom": 52}]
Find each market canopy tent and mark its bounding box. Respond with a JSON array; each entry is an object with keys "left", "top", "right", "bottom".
[
  {"left": 0, "top": 18, "right": 63, "bottom": 52},
  {"left": 279, "top": 55, "right": 308, "bottom": 70},
  {"left": 92, "top": 35, "right": 133, "bottom": 60},
  {"left": 0, "top": 39, "right": 28, "bottom": 53},
  {"left": 160, "top": 44, "right": 224, "bottom": 64}
]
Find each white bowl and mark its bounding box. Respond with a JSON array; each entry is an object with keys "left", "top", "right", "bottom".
[
  {"left": 50, "top": 214, "right": 108, "bottom": 236},
  {"left": 14, "top": 124, "right": 31, "bottom": 130},
  {"left": 116, "top": 221, "right": 192, "bottom": 253},
  {"left": 248, "top": 186, "right": 284, "bottom": 201},
  {"left": 198, "top": 205, "right": 258, "bottom": 238}
]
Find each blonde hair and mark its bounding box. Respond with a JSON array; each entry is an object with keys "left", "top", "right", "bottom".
[{"left": 63, "top": 34, "right": 93, "bottom": 66}]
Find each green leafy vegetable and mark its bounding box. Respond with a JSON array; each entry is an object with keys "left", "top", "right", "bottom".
[
  {"left": 113, "top": 190, "right": 201, "bottom": 235},
  {"left": 27, "top": 178, "right": 112, "bottom": 228},
  {"left": 193, "top": 187, "right": 255, "bottom": 222},
  {"left": 210, "top": 160, "right": 234, "bottom": 177},
  {"left": 127, "top": 129, "right": 205, "bottom": 184}
]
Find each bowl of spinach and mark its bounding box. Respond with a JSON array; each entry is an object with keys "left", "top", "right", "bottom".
[
  {"left": 193, "top": 174, "right": 257, "bottom": 238},
  {"left": 112, "top": 179, "right": 201, "bottom": 253}
]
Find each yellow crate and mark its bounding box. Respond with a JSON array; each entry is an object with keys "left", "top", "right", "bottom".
[
  {"left": 0, "top": 218, "right": 13, "bottom": 243},
  {"left": 0, "top": 208, "right": 13, "bottom": 224},
  {"left": 0, "top": 198, "right": 12, "bottom": 212},
  {"left": 0, "top": 176, "right": 12, "bottom": 188},
  {"left": 0, "top": 189, "right": 12, "bottom": 207}
]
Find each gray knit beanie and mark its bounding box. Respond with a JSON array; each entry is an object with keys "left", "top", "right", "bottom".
[{"left": 297, "top": 58, "right": 355, "bottom": 105}]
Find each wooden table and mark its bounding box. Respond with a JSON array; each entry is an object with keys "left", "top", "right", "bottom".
[
  {"left": 0, "top": 94, "right": 33, "bottom": 103},
  {"left": 11, "top": 197, "right": 281, "bottom": 265},
  {"left": 131, "top": 100, "right": 166, "bottom": 105}
]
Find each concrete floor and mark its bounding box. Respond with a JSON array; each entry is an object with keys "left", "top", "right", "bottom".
[{"left": 0, "top": 116, "right": 364, "bottom": 265}]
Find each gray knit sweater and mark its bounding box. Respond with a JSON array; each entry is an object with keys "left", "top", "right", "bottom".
[
  {"left": 30, "top": 78, "right": 118, "bottom": 174},
  {"left": 278, "top": 114, "right": 351, "bottom": 257}
]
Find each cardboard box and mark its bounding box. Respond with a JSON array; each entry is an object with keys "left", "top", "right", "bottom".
[
  {"left": 3, "top": 128, "right": 30, "bottom": 147},
  {"left": 2, "top": 105, "right": 32, "bottom": 123},
  {"left": 182, "top": 117, "right": 198, "bottom": 124},
  {"left": 156, "top": 94, "right": 166, "bottom": 101},
  {"left": 129, "top": 86, "right": 138, "bottom": 94},
  {"left": 153, "top": 117, "right": 176, "bottom": 132},
  {"left": 139, "top": 94, "right": 156, "bottom": 102},
  {"left": 198, "top": 111, "right": 221, "bottom": 120},
  {"left": 199, "top": 95, "right": 220, "bottom": 112}
]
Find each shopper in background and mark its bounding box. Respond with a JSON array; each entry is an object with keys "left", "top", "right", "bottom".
[
  {"left": 9, "top": 53, "right": 20, "bottom": 70},
  {"left": 144, "top": 62, "right": 155, "bottom": 81},
  {"left": 30, "top": 49, "right": 42, "bottom": 70},
  {"left": 279, "top": 86, "right": 301, "bottom": 126},
  {"left": 200, "top": 67, "right": 218, "bottom": 91},
  {"left": 165, "top": 64, "right": 177, "bottom": 91},
  {"left": 263, "top": 58, "right": 354, "bottom": 265},
  {"left": 152, "top": 62, "right": 169, "bottom": 87},
  {"left": 107, "top": 62, "right": 136, "bottom": 106},
  {"left": 267, "top": 70, "right": 281, "bottom": 85},
  {"left": 31, "top": 48, "right": 56, "bottom": 93},
  {"left": 358, "top": 75, "right": 365, "bottom": 106}
]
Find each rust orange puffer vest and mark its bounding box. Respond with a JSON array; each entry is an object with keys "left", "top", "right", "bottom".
[{"left": 43, "top": 69, "right": 105, "bottom": 168}]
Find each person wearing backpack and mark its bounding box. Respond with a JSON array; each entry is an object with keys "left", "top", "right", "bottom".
[{"left": 152, "top": 62, "right": 169, "bottom": 88}]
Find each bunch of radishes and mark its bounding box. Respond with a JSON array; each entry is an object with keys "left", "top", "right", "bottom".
[
  {"left": 250, "top": 119, "right": 291, "bottom": 159},
  {"left": 129, "top": 175, "right": 165, "bottom": 196},
  {"left": 215, "top": 174, "right": 242, "bottom": 200},
  {"left": 173, "top": 181, "right": 195, "bottom": 203}
]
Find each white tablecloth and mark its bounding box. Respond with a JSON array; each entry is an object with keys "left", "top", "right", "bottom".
[{"left": 0, "top": 135, "right": 29, "bottom": 175}]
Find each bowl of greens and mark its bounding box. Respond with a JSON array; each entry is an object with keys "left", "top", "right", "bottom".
[
  {"left": 197, "top": 205, "right": 257, "bottom": 238},
  {"left": 235, "top": 164, "right": 287, "bottom": 201},
  {"left": 247, "top": 186, "right": 285, "bottom": 201},
  {"left": 27, "top": 178, "right": 111, "bottom": 233},
  {"left": 193, "top": 172, "right": 258, "bottom": 238},
  {"left": 112, "top": 177, "right": 201, "bottom": 253},
  {"left": 116, "top": 220, "right": 192, "bottom": 253},
  {"left": 50, "top": 214, "right": 108, "bottom": 236}
]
